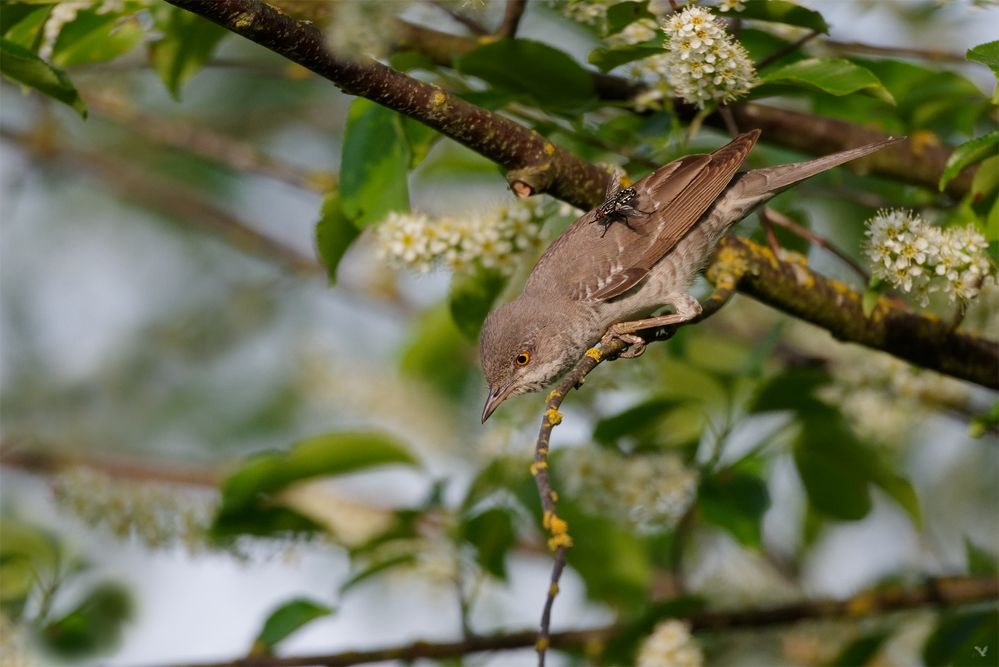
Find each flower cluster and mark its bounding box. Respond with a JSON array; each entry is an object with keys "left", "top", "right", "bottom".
[
  {"left": 560, "top": 447, "right": 698, "bottom": 532},
  {"left": 661, "top": 6, "right": 756, "bottom": 107},
  {"left": 636, "top": 620, "right": 704, "bottom": 667},
  {"left": 864, "top": 209, "right": 993, "bottom": 305},
  {"left": 52, "top": 467, "right": 213, "bottom": 553},
  {"left": 375, "top": 199, "right": 547, "bottom": 275}
]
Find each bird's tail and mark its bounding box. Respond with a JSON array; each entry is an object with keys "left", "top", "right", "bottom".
[{"left": 734, "top": 136, "right": 905, "bottom": 203}]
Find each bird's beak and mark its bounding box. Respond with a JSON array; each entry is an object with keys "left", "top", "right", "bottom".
[{"left": 481, "top": 384, "right": 515, "bottom": 423}]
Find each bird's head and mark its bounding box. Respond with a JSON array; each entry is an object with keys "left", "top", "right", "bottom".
[{"left": 479, "top": 297, "right": 587, "bottom": 422}]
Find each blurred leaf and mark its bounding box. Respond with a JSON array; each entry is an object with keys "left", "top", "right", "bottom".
[
  {"left": 150, "top": 6, "right": 227, "bottom": 99},
  {"left": 699, "top": 469, "right": 769, "bottom": 548},
  {"left": 923, "top": 609, "right": 998, "bottom": 667},
  {"left": 759, "top": 58, "right": 895, "bottom": 105},
  {"left": 657, "top": 355, "right": 728, "bottom": 406},
  {"left": 967, "top": 40, "right": 999, "bottom": 74},
  {"left": 738, "top": 0, "right": 829, "bottom": 33},
  {"left": 939, "top": 131, "right": 999, "bottom": 191},
  {"left": 593, "top": 397, "right": 677, "bottom": 445},
  {"left": 216, "top": 432, "right": 417, "bottom": 528},
  {"left": 969, "top": 401, "right": 999, "bottom": 438},
  {"left": 457, "top": 39, "right": 594, "bottom": 112},
  {"left": 52, "top": 9, "right": 143, "bottom": 67},
  {"left": 1, "top": 3, "right": 50, "bottom": 38},
  {"left": 588, "top": 43, "right": 662, "bottom": 73},
  {"left": 749, "top": 366, "right": 831, "bottom": 413},
  {"left": 600, "top": 596, "right": 705, "bottom": 665},
  {"left": 863, "top": 277, "right": 887, "bottom": 317},
  {"left": 462, "top": 507, "right": 516, "bottom": 579},
  {"left": 41, "top": 582, "right": 132, "bottom": 658},
  {"left": 605, "top": 2, "right": 654, "bottom": 35},
  {"left": 965, "top": 538, "right": 998, "bottom": 576},
  {"left": 971, "top": 155, "right": 999, "bottom": 203},
  {"left": 314, "top": 193, "right": 360, "bottom": 284},
  {"left": 794, "top": 419, "right": 872, "bottom": 521},
  {"left": 825, "top": 631, "right": 890, "bottom": 666},
  {"left": 402, "top": 116, "right": 439, "bottom": 167},
  {"left": 341, "top": 553, "right": 417, "bottom": 593},
  {"left": 251, "top": 598, "right": 333, "bottom": 655},
  {"left": 872, "top": 466, "right": 921, "bottom": 527},
  {"left": 449, "top": 266, "right": 507, "bottom": 341},
  {"left": 400, "top": 305, "right": 475, "bottom": 400},
  {"left": 340, "top": 98, "right": 411, "bottom": 227},
  {"left": 0, "top": 38, "right": 85, "bottom": 116},
  {"left": 463, "top": 456, "right": 540, "bottom": 517},
  {"left": 0, "top": 559, "right": 35, "bottom": 605}
]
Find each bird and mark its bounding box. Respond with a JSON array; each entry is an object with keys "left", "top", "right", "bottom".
[{"left": 479, "top": 130, "right": 902, "bottom": 422}]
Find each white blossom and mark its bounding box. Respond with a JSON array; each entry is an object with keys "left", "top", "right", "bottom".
[
  {"left": 717, "top": 0, "right": 747, "bottom": 12},
  {"left": 660, "top": 6, "right": 756, "bottom": 107},
  {"left": 637, "top": 620, "right": 704, "bottom": 667},
  {"left": 326, "top": 0, "right": 408, "bottom": 60},
  {"left": 560, "top": 447, "right": 698, "bottom": 532},
  {"left": 864, "top": 209, "right": 993, "bottom": 305},
  {"left": 375, "top": 199, "right": 547, "bottom": 276}
]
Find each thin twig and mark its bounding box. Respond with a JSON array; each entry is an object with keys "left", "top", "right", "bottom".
[
  {"left": 529, "top": 283, "right": 736, "bottom": 665},
  {"left": 822, "top": 39, "right": 970, "bottom": 65},
  {"left": 156, "top": 576, "right": 999, "bottom": 667},
  {"left": 761, "top": 207, "right": 870, "bottom": 282},
  {"left": 755, "top": 29, "right": 821, "bottom": 70},
  {"left": 497, "top": 0, "right": 527, "bottom": 38},
  {"left": 430, "top": 0, "right": 489, "bottom": 35}
]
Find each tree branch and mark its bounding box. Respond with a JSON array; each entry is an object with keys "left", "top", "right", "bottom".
[
  {"left": 708, "top": 236, "right": 999, "bottom": 389},
  {"left": 159, "top": 576, "right": 998, "bottom": 667},
  {"left": 497, "top": 0, "right": 528, "bottom": 39}
]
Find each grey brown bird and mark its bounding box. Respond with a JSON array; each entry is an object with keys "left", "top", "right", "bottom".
[{"left": 479, "top": 130, "right": 901, "bottom": 422}]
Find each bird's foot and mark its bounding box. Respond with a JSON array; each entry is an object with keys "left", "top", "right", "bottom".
[{"left": 600, "top": 328, "right": 647, "bottom": 358}]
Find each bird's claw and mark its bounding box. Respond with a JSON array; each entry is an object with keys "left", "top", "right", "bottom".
[{"left": 600, "top": 330, "right": 647, "bottom": 358}]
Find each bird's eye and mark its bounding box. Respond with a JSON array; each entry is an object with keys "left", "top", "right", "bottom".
[{"left": 516, "top": 352, "right": 530, "bottom": 366}]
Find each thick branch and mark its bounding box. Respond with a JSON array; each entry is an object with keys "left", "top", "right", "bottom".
[
  {"left": 162, "top": 576, "right": 998, "bottom": 667},
  {"left": 708, "top": 236, "right": 999, "bottom": 389},
  {"left": 163, "top": 0, "right": 608, "bottom": 207}
]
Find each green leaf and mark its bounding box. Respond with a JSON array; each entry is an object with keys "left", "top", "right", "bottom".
[
  {"left": 449, "top": 266, "right": 507, "bottom": 341},
  {"left": 0, "top": 38, "right": 85, "bottom": 116},
  {"left": 41, "top": 583, "right": 133, "bottom": 658},
  {"left": 51, "top": 9, "right": 143, "bottom": 67},
  {"left": 462, "top": 508, "right": 516, "bottom": 579},
  {"left": 939, "top": 131, "right": 999, "bottom": 191},
  {"left": 217, "top": 431, "right": 417, "bottom": 520},
  {"left": 923, "top": 609, "right": 998, "bottom": 667},
  {"left": 749, "top": 366, "right": 831, "bottom": 413},
  {"left": 252, "top": 598, "right": 333, "bottom": 655},
  {"left": 605, "top": 2, "right": 654, "bottom": 36},
  {"left": 150, "top": 6, "right": 227, "bottom": 99},
  {"left": 969, "top": 401, "right": 999, "bottom": 438},
  {"left": 399, "top": 304, "right": 475, "bottom": 400},
  {"left": 314, "top": 193, "right": 360, "bottom": 284},
  {"left": 593, "top": 397, "right": 678, "bottom": 446},
  {"left": 588, "top": 44, "right": 663, "bottom": 73},
  {"left": 794, "top": 420, "right": 872, "bottom": 521},
  {"left": 340, "top": 98, "right": 411, "bottom": 227},
  {"left": 737, "top": 0, "right": 830, "bottom": 33},
  {"left": 971, "top": 154, "right": 999, "bottom": 203},
  {"left": 457, "top": 39, "right": 594, "bottom": 112},
  {"left": 341, "top": 552, "right": 417, "bottom": 593},
  {"left": 862, "top": 277, "right": 887, "bottom": 316},
  {"left": 1, "top": 3, "right": 50, "bottom": 37},
  {"left": 759, "top": 58, "right": 895, "bottom": 105},
  {"left": 825, "top": 631, "right": 890, "bottom": 667},
  {"left": 401, "top": 116, "right": 438, "bottom": 168},
  {"left": 965, "top": 538, "right": 997, "bottom": 576},
  {"left": 967, "top": 40, "right": 999, "bottom": 74},
  {"left": 699, "top": 469, "right": 770, "bottom": 548}
]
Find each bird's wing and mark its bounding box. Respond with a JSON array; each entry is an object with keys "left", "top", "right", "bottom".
[{"left": 524, "top": 130, "right": 760, "bottom": 302}]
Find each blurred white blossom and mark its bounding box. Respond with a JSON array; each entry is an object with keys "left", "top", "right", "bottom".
[
  {"left": 0, "top": 613, "right": 36, "bottom": 667},
  {"left": 40, "top": 0, "right": 130, "bottom": 61},
  {"left": 637, "top": 620, "right": 704, "bottom": 667},
  {"left": 661, "top": 6, "right": 756, "bottom": 107},
  {"left": 561, "top": 447, "right": 698, "bottom": 532},
  {"left": 326, "top": 0, "right": 407, "bottom": 60},
  {"left": 717, "top": 0, "right": 747, "bottom": 12},
  {"left": 375, "top": 199, "right": 547, "bottom": 276},
  {"left": 864, "top": 209, "right": 993, "bottom": 305}
]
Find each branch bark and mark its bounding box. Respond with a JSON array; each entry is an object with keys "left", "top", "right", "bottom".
[{"left": 160, "top": 576, "right": 999, "bottom": 667}]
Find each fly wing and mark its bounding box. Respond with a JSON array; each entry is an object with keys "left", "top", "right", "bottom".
[{"left": 523, "top": 130, "right": 760, "bottom": 302}]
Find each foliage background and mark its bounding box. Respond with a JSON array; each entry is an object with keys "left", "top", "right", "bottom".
[{"left": 1, "top": 0, "right": 997, "bottom": 665}]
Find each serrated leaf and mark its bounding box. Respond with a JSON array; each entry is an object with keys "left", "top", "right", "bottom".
[
  {"left": 588, "top": 43, "right": 663, "bottom": 73},
  {"left": 217, "top": 431, "right": 417, "bottom": 522},
  {"left": 967, "top": 40, "right": 999, "bottom": 74},
  {"left": 0, "top": 38, "right": 85, "bottom": 116},
  {"left": 449, "top": 266, "right": 507, "bottom": 341},
  {"left": 52, "top": 9, "right": 143, "bottom": 67},
  {"left": 462, "top": 508, "right": 516, "bottom": 579},
  {"left": 314, "top": 193, "right": 359, "bottom": 284},
  {"left": 150, "top": 6, "right": 226, "bottom": 99},
  {"left": 251, "top": 598, "right": 333, "bottom": 655},
  {"left": 760, "top": 58, "right": 895, "bottom": 105},
  {"left": 939, "top": 131, "right": 999, "bottom": 191},
  {"left": 737, "top": 0, "right": 829, "bottom": 33},
  {"left": 340, "top": 98, "right": 410, "bottom": 227},
  {"left": 457, "top": 39, "right": 594, "bottom": 112}
]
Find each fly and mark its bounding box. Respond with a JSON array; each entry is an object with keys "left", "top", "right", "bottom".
[{"left": 592, "top": 187, "right": 651, "bottom": 237}]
